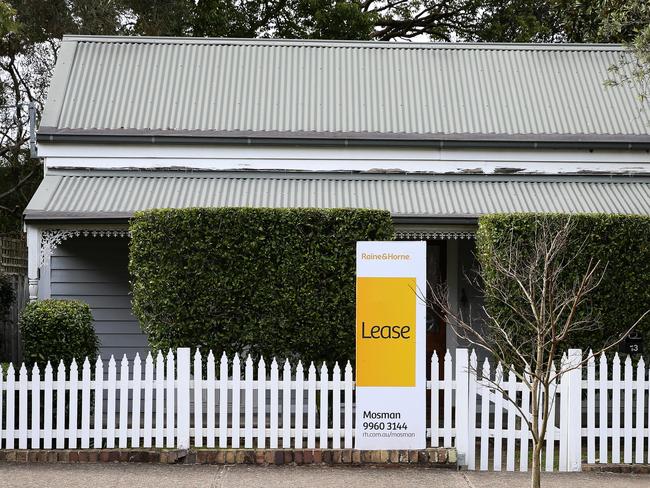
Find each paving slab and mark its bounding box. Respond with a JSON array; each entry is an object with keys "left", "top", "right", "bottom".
[
  {"left": 1, "top": 463, "right": 650, "bottom": 488},
  {"left": 462, "top": 470, "right": 650, "bottom": 488}
]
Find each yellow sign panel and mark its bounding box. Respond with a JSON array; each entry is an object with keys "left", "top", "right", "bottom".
[{"left": 356, "top": 277, "right": 416, "bottom": 387}]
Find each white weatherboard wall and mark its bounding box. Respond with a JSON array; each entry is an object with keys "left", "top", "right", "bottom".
[
  {"left": 355, "top": 242, "right": 427, "bottom": 449},
  {"left": 38, "top": 143, "right": 650, "bottom": 174}
]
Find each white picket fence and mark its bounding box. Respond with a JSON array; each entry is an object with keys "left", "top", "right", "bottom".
[
  {"left": 0, "top": 349, "right": 354, "bottom": 451},
  {"left": 454, "top": 349, "right": 582, "bottom": 472},
  {"left": 0, "top": 347, "right": 649, "bottom": 472}
]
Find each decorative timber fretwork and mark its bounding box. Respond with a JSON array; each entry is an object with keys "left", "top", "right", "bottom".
[
  {"left": 396, "top": 230, "right": 476, "bottom": 240},
  {"left": 395, "top": 227, "right": 476, "bottom": 241},
  {"left": 40, "top": 229, "right": 131, "bottom": 265}
]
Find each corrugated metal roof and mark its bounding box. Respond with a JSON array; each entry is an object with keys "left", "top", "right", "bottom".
[
  {"left": 38, "top": 36, "right": 649, "bottom": 145},
  {"left": 25, "top": 170, "right": 650, "bottom": 219}
]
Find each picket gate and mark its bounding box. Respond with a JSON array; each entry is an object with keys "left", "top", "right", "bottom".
[
  {"left": 1, "top": 347, "right": 649, "bottom": 473},
  {"left": 429, "top": 349, "right": 583, "bottom": 472}
]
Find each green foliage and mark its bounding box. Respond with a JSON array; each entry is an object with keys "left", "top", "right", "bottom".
[
  {"left": 474, "top": 0, "right": 650, "bottom": 44},
  {"left": 296, "top": 0, "right": 377, "bottom": 40},
  {"left": 130, "top": 207, "right": 394, "bottom": 363},
  {"left": 602, "top": 0, "right": 650, "bottom": 110},
  {"left": 477, "top": 213, "right": 650, "bottom": 352},
  {"left": 0, "top": 1, "right": 16, "bottom": 40},
  {"left": 123, "top": 0, "right": 481, "bottom": 40},
  {"left": 20, "top": 299, "right": 99, "bottom": 367},
  {"left": 0, "top": 158, "right": 42, "bottom": 233},
  {"left": 126, "top": 0, "right": 195, "bottom": 36},
  {"left": 0, "top": 271, "right": 14, "bottom": 315},
  {"left": 473, "top": 0, "right": 562, "bottom": 42}
]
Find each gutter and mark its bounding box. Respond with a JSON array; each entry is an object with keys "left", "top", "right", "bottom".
[{"left": 36, "top": 131, "right": 650, "bottom": 151}]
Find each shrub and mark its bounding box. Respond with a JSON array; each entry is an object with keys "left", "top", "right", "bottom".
[
  {"left": 20, "top": 299, "right": 99, "bottom": 367},
  {"left": 0, "top": 272, "right": 14, "bottom": 316},
  {"left": 130, "top": 207, "right": 394, "bottom": 363},
  {"left": 477, "top": 213, "right": 650, "bottom": 352}
]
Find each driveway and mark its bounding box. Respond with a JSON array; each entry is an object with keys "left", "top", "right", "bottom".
[{"left": 1, "top": 464, "right": 649, "bottom": 488}]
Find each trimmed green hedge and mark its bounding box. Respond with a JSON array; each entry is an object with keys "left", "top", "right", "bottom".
[
  {"left": 477, "top": 213, "right": 650, "bottom": 351},
  {"left": 130, "top": 207, "right": 394, "bottom": 362},
  {"left": 20, "top": 299, "right": 99, "bottom": 367}
]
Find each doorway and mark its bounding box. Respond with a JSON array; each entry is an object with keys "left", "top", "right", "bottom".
[{"left": 426, "top": 240, "right": 446, "bottom": 379}]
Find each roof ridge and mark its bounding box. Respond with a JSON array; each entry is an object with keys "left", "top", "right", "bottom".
[{"left": 61, "top": 35, "right": 625, "bottom": 51}]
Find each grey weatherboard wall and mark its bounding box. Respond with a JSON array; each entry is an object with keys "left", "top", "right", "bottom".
[{"left": 50, "top": 237, "right": 148, "bottom": 360}]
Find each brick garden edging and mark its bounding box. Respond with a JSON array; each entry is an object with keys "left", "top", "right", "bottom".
[{"left": 0, "top": 447, "right": 456, "bottom": 467}]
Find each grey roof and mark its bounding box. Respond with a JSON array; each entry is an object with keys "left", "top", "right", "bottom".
[
  {"left": 25, "top": 170, "right": 650, "bottom": 220},
  {"left": 38, "top": 36, "right": 649, "bottom": 147}
]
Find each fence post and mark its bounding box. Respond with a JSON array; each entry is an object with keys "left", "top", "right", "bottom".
[
  {"left": 566, "top": 349, "right": 583, "bottom": 472},
  {"left": 455, "top": 348, "right": 469, "bottom": 468},
  {"left": 177, "top": 348, "right": 191, "bottom": 450}
]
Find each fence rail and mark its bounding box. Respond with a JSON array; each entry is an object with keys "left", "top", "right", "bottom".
[{"left": 0, "top": 347, "right": 649, "bottom": 473}]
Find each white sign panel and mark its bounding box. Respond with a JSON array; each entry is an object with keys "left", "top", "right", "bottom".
[{"left": 355, "top": 241, "right": 427, "bottom": 449}]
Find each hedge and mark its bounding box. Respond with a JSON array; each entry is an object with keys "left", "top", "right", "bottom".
[
  {"left": 129, "top": 207, "right": 394, "bottom": 363},
  {"left": 20, "top": 299, "right": 99, "bottom": 367},
  {"left": 477, "top": 213, "right": 650, "bottom": 352}
]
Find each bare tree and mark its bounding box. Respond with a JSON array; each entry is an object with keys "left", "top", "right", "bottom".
[{"left": 426, "top": 216, "right": 649, "bottom": 488}]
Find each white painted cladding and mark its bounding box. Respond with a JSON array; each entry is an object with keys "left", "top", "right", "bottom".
[{"left": 39, "top": 143, "right": 650, "bottom": 175}]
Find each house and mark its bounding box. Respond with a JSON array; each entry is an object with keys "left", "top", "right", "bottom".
[{"left": 25, "top": 35, "right": 650, "bottom": 361}]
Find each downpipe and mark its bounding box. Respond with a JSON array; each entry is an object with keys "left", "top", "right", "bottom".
[{"left": 28, "top": 101, "right": 37, "bottom": 159}]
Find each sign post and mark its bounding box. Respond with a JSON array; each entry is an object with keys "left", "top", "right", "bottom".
[{"left": 355, "top": 241, "right": 426, "bottom": 449}]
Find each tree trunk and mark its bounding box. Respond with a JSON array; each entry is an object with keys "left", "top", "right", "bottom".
[
  {"left": 531, "top": 444, "right": 542, "bottom": 488},
  {"left": 530, "top": 374, "right": 541, "bottom": 488}
]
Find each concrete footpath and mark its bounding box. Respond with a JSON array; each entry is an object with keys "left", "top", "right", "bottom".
[{"left": 1, "top": 464, "right": 650, "bottom": 488}]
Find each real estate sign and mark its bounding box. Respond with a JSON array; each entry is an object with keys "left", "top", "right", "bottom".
[{"left": 355, "top": 241, "right": 426, "bottom": 449}]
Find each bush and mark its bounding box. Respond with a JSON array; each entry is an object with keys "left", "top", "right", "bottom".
[
  {"left": 477, "top": 213, "right": 650, "bottom": 351},
  {"left": 130, "top": 207, "right": 394, "bottom": 363},
  {"left": 20, "top": 299, "right": 99, "bottom": 367},
  {"left": 0, "top": 272, "right": 14, "bottom": 316}
]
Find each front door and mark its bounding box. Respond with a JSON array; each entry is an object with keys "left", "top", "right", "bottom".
[{"left": 426, "top": 241, "right": 446, "bottom": 379}]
